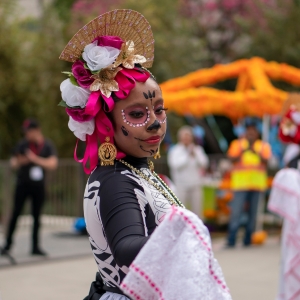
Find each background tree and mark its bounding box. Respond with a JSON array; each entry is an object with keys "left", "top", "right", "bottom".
[
  {"left": 0, "top": 1, "right": 78, "bottom": 158},
  {"left": 0, "top": 2, "right": 29, "bottom": 157},
  {"left": 236, "top": 0, "right": 300, "bottom": 91},
  {"left": 2, "top": 0, "right": 300, "bottom": 158},
  {"left": 72, "top": 0, "right": 210, "bottom": 82}
]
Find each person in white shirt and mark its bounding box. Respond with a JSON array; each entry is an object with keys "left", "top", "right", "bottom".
[{"left": 168, "top": 126, "right": 209, "bottom": 217}]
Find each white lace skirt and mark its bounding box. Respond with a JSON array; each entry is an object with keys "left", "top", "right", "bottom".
[{"left": 99, "top": 292, "right": 130, "bottom": 300}]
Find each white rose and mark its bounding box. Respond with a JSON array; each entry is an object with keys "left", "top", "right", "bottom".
[
  {"left": 60, "top": 79, "right": 90, "bottom": 108},
  {"left": 68, "top": 117, "right": 95, "bottom": 141},
  {"left": 82, "top": 41, "right": 120, "bottom": 71}
]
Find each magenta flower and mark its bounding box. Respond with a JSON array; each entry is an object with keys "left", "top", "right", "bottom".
[
  {"left": 93, "top": 35, "right": 124, "bottom": 50},
  {"left": 72, "top": 61, "right": 94, "bottom": 88},
  {"left": 65, "top": 107, "right": 94, "bottom": 123}
]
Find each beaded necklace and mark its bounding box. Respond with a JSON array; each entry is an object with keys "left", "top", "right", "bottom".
[{"left": 117, "top": 159, "right": 185, "bottom": 208}]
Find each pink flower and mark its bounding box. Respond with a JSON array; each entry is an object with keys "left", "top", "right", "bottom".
[
  {"left": 93, "top": 35, "right": 124, "bottom": 50},
  {"left": 72, "top": 61, "right": 94, "bottom": 88},
  {"left": 65, "top": 107, "right": 94, "bottom": 123}
]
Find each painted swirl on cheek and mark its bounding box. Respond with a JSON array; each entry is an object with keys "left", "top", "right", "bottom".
[
  {"left": 121, "top": 126, "right": 129, "bottom": 136},
  {"left": 140, "top": 145, "right": 155, "bottom": 155}
]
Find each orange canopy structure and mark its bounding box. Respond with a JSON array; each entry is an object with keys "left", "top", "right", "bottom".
[{"left": 160, "top": 57, "right": 300, "bottom": 119}]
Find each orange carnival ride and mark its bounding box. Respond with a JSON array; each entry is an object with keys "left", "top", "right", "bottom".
[
  {"left": 160, "top": 57, "right": 300, "bottom": 119},
  {"left": 160, "top": 57, "right": 300, "bottom": 243}
]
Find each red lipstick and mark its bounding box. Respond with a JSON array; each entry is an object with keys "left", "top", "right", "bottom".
[{"left": 143, "top": 136, "right": 161, "bottom": 144}]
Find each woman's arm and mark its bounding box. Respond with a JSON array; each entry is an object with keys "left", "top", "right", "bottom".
[{"left": 99, "top": 173, "right": 150, "bottom": 267}]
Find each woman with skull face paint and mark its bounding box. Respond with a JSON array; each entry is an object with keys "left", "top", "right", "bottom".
[
  {"left": 59, "top": 10, "right": 185, "bottom": 300},
  {"left": 59, "top": 9, "right": 232, "bottom": 300}
]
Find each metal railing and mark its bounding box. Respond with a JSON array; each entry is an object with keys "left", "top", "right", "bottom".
[
  {"left": 0, "top": 154, "right": 226, "bottom": 230},
  {"left": 0, "top": 157, "right": 172, "bottom": 229},
  {"left": 0, "top": 159, "right": 87, "bottom": 229}
]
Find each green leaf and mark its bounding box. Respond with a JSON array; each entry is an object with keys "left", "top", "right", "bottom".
[
  {"left": 91, "top": 69, "right": 101, "bottom": 75},
  {"left": 58, "top": 100, "right": 67, "bottom": 107},
  {"left": 58, "top": 101, "right": 83, "bottom": 109},
  {"left": 61, "top": 71, "right": 72, "bottom": 76},
  {"left": 69, "top": 74, "right": 79, "bottom": 86}
]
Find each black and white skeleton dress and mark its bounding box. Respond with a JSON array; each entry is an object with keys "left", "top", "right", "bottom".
[{"left": 83, "top": 156, "right": 173, "bottom": 299}]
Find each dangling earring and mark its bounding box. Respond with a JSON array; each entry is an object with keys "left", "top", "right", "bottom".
[
  {"left": 98, "top": 137, "right": 117, "bottom": 166},
  {"left": 153, "top": 149, "right": 161, "bottom": 159}
]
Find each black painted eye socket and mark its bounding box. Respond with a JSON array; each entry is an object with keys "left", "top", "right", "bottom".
[
  {"left": 123, "top": 107, "right": 149, "bottom": 124},
  {"left": 129, "top": 111, "right": 145, "bottom": 118}
]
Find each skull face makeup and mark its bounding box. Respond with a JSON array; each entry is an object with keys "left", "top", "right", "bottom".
[
  {"left": 120, "top": 88, "right": 166, "bottom": 128},
  {"left": 111, "top": 78, "right": 167, "bottom": 158}
]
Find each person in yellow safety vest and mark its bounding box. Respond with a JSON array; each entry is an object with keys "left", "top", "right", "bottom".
[{"left": 226, "top": 121, "right": 272, "bottom": 247}]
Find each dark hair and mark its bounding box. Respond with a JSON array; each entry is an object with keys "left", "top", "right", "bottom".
[{"left": 22, "top": 118, "right": 39, "bottom": 131}]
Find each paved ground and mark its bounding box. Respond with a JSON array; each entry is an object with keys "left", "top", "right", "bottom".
[
  {"left": 213, "top": 238, "right": 280, "bottom": 300},
  {"left": 0, "top": 221, "right": 281, "bottom": 300},
  {"left": 0, "top": 218, "right": 90, "bottom": 267}
]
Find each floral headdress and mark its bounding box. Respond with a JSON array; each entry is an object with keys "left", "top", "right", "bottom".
[{"left": 59, "top": 9, "right": 154, "bottom": 174}]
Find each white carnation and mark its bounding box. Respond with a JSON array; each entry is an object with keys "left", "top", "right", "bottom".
[
  {"left": 68, "top": 117, "right": 95, "bottom": 141},
  {"left": 82, "top": 41, "right": 120, "bottom": 71},
  {"left": 60, "top": 79, "right": 90, "bottom": 108}
]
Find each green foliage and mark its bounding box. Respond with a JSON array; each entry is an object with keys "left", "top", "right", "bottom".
[
  {"left": 3, "top": 0, "right": 300, "bottom": 158},
  {"left": 0, "top": 2, "right": 28, "bottom": 156},
  {"left": 52, "top": 0, "right": 77, "bottom": 21},
  {"left": 233, "top": 0, "right": 300, "bottom": 93},
  {"left": 0, "top": 0, "right": 202, "bottom": 158},
  {"left": 237, "top": 0, "right": 300, "bottom": 69},
  {"left": 119, "top": 0, "right": 209, "bottom": 83},
  {"left": 22, "top": 5, "right": 77, "bottom": 158},
  {"left": 0, "top": 2, "right": 76, "bottom": 158}
]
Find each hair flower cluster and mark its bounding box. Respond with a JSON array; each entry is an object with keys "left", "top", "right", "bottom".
[
  {"left": 58, "top": 10, "right": 155, "bottom": 174},
  {"left": 59, "top": 35, "right": 147, "bottom": 142}
]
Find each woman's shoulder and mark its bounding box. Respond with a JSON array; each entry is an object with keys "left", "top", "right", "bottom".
[
  {"left": 86, "top": 163, "right": 146, "bottom": 210},
  {"left": 88, "top": 163, "right": 141, "bottom": 188}
]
